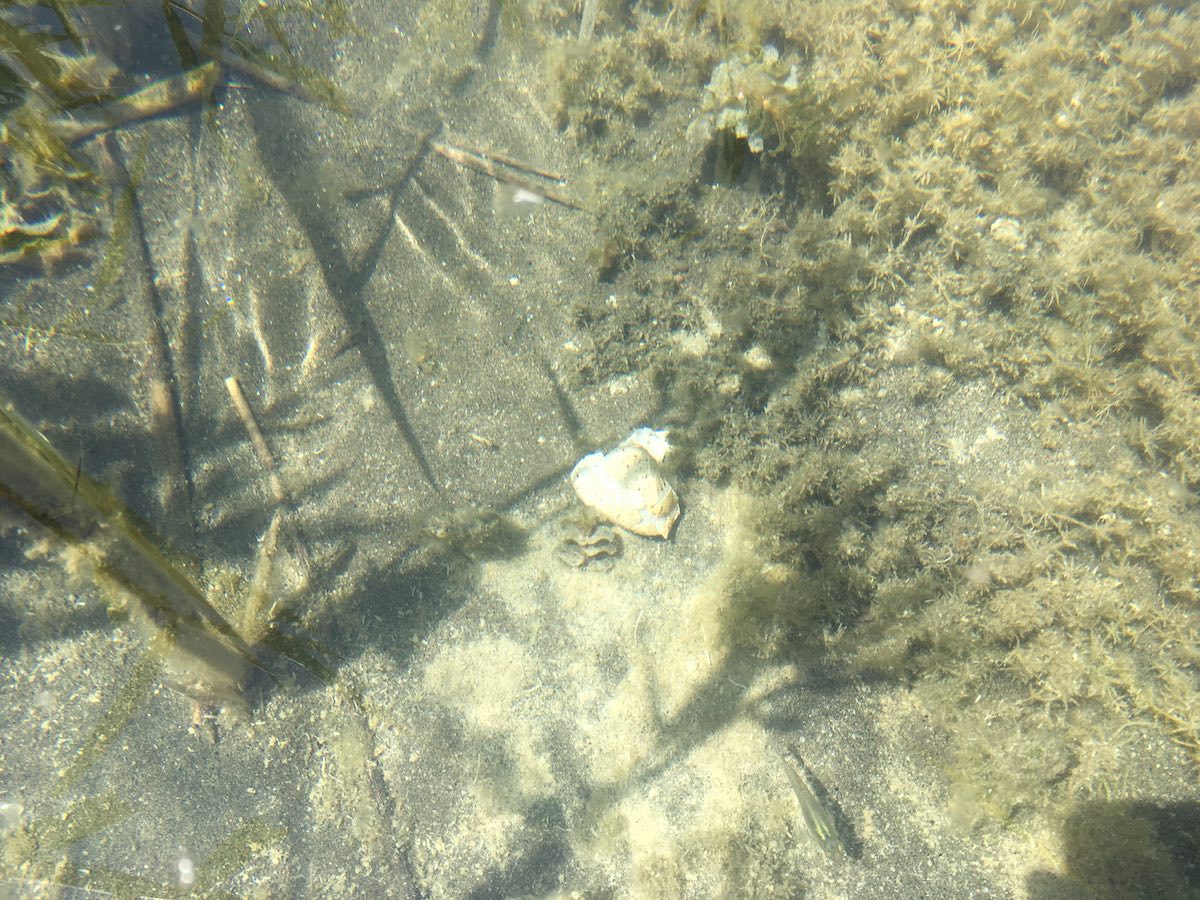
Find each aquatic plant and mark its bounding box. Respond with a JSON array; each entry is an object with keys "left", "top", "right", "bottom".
[
  {"left": 552, "top": 0, "right": 1200, "bottom": 856},
  {"left": 0, "top": 0, "right": 350, "bottom": 269},
  {"left": 0, "top": 395, "right": 266, "bottom": 704}
]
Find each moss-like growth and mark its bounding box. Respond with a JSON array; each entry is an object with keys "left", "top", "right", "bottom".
[{"left": 555, "top": 0, "right": 1200, "bottom": 841}]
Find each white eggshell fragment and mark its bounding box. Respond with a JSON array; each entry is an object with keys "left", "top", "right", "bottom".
[{"left": 570, "top": 428, "right": 680, "bottom": 539}]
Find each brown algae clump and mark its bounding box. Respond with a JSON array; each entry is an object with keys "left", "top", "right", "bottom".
[{"left": 548, "top": 0, "right": 1200, "bottom": 853}]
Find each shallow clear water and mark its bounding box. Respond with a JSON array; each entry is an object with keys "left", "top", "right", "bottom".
[{"left": 2, "top": 2, "right": 1199, "bottom": 898}]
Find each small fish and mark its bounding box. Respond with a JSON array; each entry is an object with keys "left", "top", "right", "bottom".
[{"left": 781, "top": 752, "right": 845, "bottom": 860}]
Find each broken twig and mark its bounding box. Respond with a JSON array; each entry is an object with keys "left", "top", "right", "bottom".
[
  {"left": 431, "top": 139, "right": 586, "bottom": 212},
  {"left": 224, "top": 375, "right": 312, "bottom": 576}
]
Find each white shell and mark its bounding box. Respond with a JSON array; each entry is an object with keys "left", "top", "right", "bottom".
[{"left": 570, "top": 429, "right": 680, "bottom": 539}]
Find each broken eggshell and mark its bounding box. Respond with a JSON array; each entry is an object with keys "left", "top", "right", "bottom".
[{"left": 569, "top": 428, "right": 680, "bottom": 539}]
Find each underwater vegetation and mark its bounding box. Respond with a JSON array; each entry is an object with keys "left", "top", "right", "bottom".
[
  {"left": 0, "top": 0, "right": 1195, "bottom": 893},
  {"left": 0, "top": 391, "right": 308, "bottom": 894},
  {"left": 0, "top": 37, "right": 106, "bottom": 268},
  {"left": 0, "top": 0, "right": 350, "bottom": 269},
  {"left": 1, "top": 8, "right": 359, "bottom": 891},
  {"left": 1, "top": 788, "right": 287, "bottom": 898},
  {"left": 0, "top": 394, "right": 264, "bottom": 695},
  {"left": 541, "top": 0, "right": 1200, "bottom": 846}
]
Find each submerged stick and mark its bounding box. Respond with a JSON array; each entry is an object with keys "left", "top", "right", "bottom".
[
  {"left": 445, "top": 137, "right": 567, "bottom": 183},
  {"left": 431, "top": 139, "right": 587, "bottom": 211},
  {"left": 94, "top": 133, "right": 196, "bottom": 542},
  {"left": 225, "top": 376, "right": 285, "bottom": 507},
  {"left": 579, "top": 0, "right": 601, "bottom": 41},
  {"left": 0, "top": 396, "right": 266, "bottom": 680},
  {"left": 48, "top": 61, "right": 221, "bottom": 147},
  {"left": 224, "top": 375, "right": 312, "bottom": 575}
]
